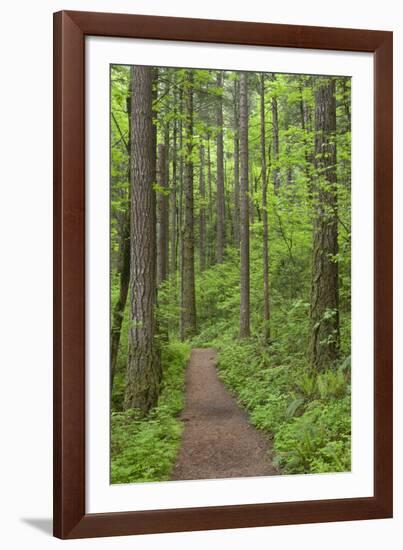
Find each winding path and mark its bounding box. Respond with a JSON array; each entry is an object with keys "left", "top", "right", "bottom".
[{"left": 172, "top": 348, "right": 277, "bottom": 480}]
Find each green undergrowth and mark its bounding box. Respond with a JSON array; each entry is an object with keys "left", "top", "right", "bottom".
[
  {"left": 214, "top": 337, "right": 351, "bottom": 475},
  {"left": 187, "top": 240, "right": 351, "bottom": 476},
  {"left": 110, "top": 341, "right": 191, "bottom": 484}
]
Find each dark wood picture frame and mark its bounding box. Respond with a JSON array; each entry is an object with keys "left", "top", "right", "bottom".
[{"left": 53, "top": 10, "right": 393, "bottom": 539}]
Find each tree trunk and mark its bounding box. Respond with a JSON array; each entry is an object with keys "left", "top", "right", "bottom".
[
  {"left": 156, "top": 143, "right": 168, "bottom": 285},
  {"left": 254, "top": 175, "right": 261, "bottom": 222},
  {"left": 181, "top": 71, "right": 197, "bottom": 339},
  {"left": 249, "top": 164, "right": 254, "bottom": 225},
  {"left": 164, "top": 84, "right": 170, "bottom": 272},
  {"left": 284, "top": 107, "right": 293, "bottom": 186},
  {"left": 179, "top": 90, "right": 185, "bottom": 340},
  {"left": 124, "top": 66, "right": 161, "bottom": 413},
  {"left": 171, "top": 88, "right": 178, "bottom": 274},
  {"left": 239, "top": 72, "right": 250, "bottom": 338},
  {"left": 233, "top": 77, "right": 240, "bottom": 246},
  {"left": 309, "top": 78, "right": 340, "bottom": 371},
  {"left": 271, "top": 78, "right": 280, "bottom": 194},
  {"left": 299, "top": 79, "right": 313, "bottom": 185},
  {"left": 111, "top": 213, "right": 130, "bottom": 389},
  {"left": 260, "top": 74, "right": 270, "bottom": 342},
  {"left": 199, "top": 141, "right": 206, "bottom": 272},
  {"left": 225, "top": 176, "right": 233, "bottom": 242},
  {"left": 110, "top": 81, "right": 132, "bottom": 389},
  {"left": 341, "top": 79, "right": 351, "bottom": 126},
  {"left": 207, "top": 134, "right": 214, "bottom": 266},
  {"left": 216, "top": 71, "right": 225, "bottom": 263}
]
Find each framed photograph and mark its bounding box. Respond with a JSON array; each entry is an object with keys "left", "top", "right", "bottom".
[{"left": 53, "top": 10, "right": 393, "bottom": 539}]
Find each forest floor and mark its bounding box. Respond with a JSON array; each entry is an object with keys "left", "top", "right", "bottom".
[{"left": 171, "top": 348, "right": 278, "bottom": 480}]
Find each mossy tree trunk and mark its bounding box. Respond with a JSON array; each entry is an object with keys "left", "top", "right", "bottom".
[
  {"left": 271, "top": 75, "right": 281, "bottom": 195},
  {"left": 309, "top": 78, "right": 340, "bottom": 371},
  {"left": 157, "top": 143, "right": 168, "bottom": 285},
  {"left": 239, "top": 71, "right": 250, "bottom": 338},
  {"left": 181, "top": 70, "right": 197, "bottom": 339},
  {"left": 199, "top": 141, "right": 206, "bottom": 272},
  {"left": 124, "top": 66, "right": 161, "bottom": 413},
  {"left": 260, "top": 73, "right": 271, "bottom": 343},
  {"left": 216, "top": 70, "right": 225, "bottom": 263},
  {"left": 110, "top": 84, "right": 131, "bottom": 388},
  {"left": 233, "top": 76, "right": 240, "bottom": 247}
]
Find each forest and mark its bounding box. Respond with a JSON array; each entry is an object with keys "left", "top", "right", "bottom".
[{"left": 110, "top": 64, "right": 352, "bottom": 483}]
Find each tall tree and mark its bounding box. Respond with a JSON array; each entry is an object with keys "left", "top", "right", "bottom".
[
  {"left": 163, "top": 76, "right": 171, "bottom": 272},
  {"left": 181, "top": 71, "right": 197, "bottom": 338},
  {"left": 309, "top": 78, "right": 340, "bottom": 371},
  {"left": 110, "top": 214, "right": 130, "bottom": 387},
  {"left": 156, "top": 143, "right": 169, "bottom": 285},
  {"left": 170, "top": 86, "right": 178, "bottom": 274},
  {"left": 216, "top": 71, "right": 225, "bottom": 263},
  {"left": 207, "top": 133, "right": 214, "bottom": 265},
  {"left": 124, "top": 66, "right": 161, "bottom": 413},
  {"left": 260, "top": 74, "right": 270, "bottom": 342},
  {"left": 299, "top": 77, "right": 314, "bottom": 185},
  {"left": 233, "top": 77, "right": 240, "bottom": 246},
  {"left": 178, "top": 88, "right": 185, "bottom": 340},
  {"left": 239, "top": 72, "right": 250, "bottom": 338},
  {"left": 284, "top": 101, "right": 293, "bottom": 187},
  {"left": 110, "top": 78, "right": 131, "bottom": 387},
  {"left": 199, "top": 141, "right": 207, "bottom": 271},
  {"left": 249, "top": 164, "right": 255, "bottom": 225},
  {"left": 271, "top": 75, "right": 281, "bottom": 194}
]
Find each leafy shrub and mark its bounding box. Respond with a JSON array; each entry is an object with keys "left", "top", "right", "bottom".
[
  {"left": 216, "top": 338, "right": 351, "bottom": 476},
  {"left": 274, "top": 396, "right": 351, "bottom": 473},
  {"left": 295, "top": 370, "right": 318, "bottom": 399},
  {"left": 317, "top": 368, "right": 349, "bottom": 400},
  {"left": 110, "top": 341, "right": 190, "bottom": 484}
]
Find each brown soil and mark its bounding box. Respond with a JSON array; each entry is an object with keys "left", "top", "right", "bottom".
[{"left": 171, "top": 348, "right": 277, "bottom": 481}]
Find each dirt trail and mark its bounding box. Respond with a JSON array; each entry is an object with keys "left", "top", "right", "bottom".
[{"left": 172, "top": 348, "right": 277, "bottom": 480}]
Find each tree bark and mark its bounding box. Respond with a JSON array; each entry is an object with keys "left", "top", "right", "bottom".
[
  {"left": 341, "top": 78, "right": 351, "bottom": 126},
  {"left": 110, "top": 80, "right": 131, "bottom": 389},
  {"left": 178, "top": 89, "right": 185, "bottom": 340},
  {"left": 225, "top": 176, "right": 233, "bottom": 242},
  {"left": 163, "top": 79, "right": 170, "bottom": 272},
  {"left": 271, "top": 77, "right": 281, "bottom": 195},
  {"left": 156, "top": 143, "right": 168, "bottom": 285},
  {"left": 216, "top": 71, "right": 225, "bottom": 263},
  {"left": 249, "top": 164, "right": 254, "bottom": 225},
  {"left": 111, "top": 213, "right": 130, "bottom": 388},
  {"left": 233, "top": 77, "right": 240, "bottom": 246},
  {"left": 207, "top": 134, "right": 214, "bottom": 266},
  {"left": 239, "top": 72, "right": 250, "bottom": 338},
  {"left": 171, "top": 87, "right": 178, "bottom": 274},
  {"left": 299, "top": 79, "right": 313, "bottom": 185},
  {"left": 124, "top": 66, "right": 161, "bottom": 413},
  {"left": 199, "top": 141, "right": 206, "bottom": 272},
  {"left": 260, "top": 74, "right": 270, "bottom": 342},
  {"left": 309, "top": 78, "right": 340, "bottom": 371},
  {"left": 284, "top": 106, "right": 293, "bottom": 186},
  {"left": 181, "top": 71, "right": 197, "bottom": 339}
]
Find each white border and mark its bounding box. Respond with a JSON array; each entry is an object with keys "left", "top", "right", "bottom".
[{"left": 86, "top": 36, "right": 374, "bottom": 514}]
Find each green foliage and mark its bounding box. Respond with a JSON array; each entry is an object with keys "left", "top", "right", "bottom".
[
  {"left": 274, "top": 397, "right": 351, "bottom": 473},
  {"left": 110, "top": 66, "right": 352, "bottom": 480},
  {"left": 110, "top": 342, "right": 191, "bottom": 483},
  {"left": 212, "top": 336, "right": 351, "bottom": 475}
]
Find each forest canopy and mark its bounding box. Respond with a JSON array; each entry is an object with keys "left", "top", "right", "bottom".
[{"left": 110, "top": 65, "right": 352, "bottom": 483}]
